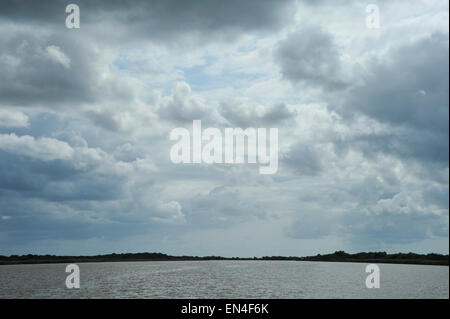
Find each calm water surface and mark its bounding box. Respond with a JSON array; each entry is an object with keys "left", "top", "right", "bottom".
[{"left": 0, "top": 261, "right": 448, "bottom": 298}]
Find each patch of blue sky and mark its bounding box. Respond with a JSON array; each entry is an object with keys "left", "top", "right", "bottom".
[
  {"left": 182, "top": 61, "right": 262, "bottom": 93},
  {"left": 112, "top": 58, "right": 130, "bottom": 71}
]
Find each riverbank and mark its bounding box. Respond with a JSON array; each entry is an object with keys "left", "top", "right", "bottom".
[{"left": 1, "top": 251, "right": 448, "bottom": 266}]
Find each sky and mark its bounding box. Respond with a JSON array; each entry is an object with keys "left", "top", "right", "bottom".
[{"left": 0, "top": 0, "right": 448, "bottom": 257}]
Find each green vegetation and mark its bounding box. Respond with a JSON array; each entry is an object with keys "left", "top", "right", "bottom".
[
  {"left": 299, "top": 251, "right": 449, "bottom": 266},
  {"left": 0, "top": 251, "right": 447, "bottom": 266}
]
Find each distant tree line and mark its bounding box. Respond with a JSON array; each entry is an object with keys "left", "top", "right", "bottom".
[
  {"left": 300, "top": 250, "right": 449, "bottom": 265},
  {"left": 0, "top": 251, "right": 448, "bottom": 265}
]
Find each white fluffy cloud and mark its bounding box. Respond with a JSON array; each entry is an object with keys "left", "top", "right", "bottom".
[
  {"left": 0, "top": 110, "right": 29, "bottom": 127},
  {"left": 0, "top": 133, "right": 74, "bottom": 161},
  {"left": 42, "top": 45, "right": 71, "bottom": 69}
]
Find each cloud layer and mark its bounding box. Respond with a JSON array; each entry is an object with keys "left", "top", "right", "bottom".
[{"left": 0, "top": 0, "right": 448, "bottom": 256}]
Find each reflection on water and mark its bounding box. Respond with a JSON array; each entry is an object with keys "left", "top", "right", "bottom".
[{"left": 0, "top": 260, "right": 448, "bottom": 298}]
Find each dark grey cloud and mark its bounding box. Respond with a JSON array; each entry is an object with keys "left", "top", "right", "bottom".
[
  {"left": 157, "top": 82, "right": 214, "bottom": 124},
  {"left": 0, "top": 131, "right": 181, "bottom": 246},
  {"left": 0, "top": 192, "right": 165, "bottom": 244},
  {"left": 334, "top": 130, "right": 449, "bottom": 171},
  {"left": 0, "top": 0, "right": 297, "bottom": 109},
  {"left": 0, "top": 149, "right": 124, "bottom": 202},
  {"left": 275, "top": 26, "right": 347, "bottom": 89},
  {"left": 85, "top": 110, "right": 121, "bottom": 132},
  {"left": 156, "top": 84, "right": 297, "bottom": 127},
  {"left": 281, "top": 142, "right": 322, "bottom": 176},
  {"left": 331, "top": 33, "right": 449, "bottom": 169},
  {"left": 340, "top": 33, "right": 449, "bottom": 133},
  {"left": 0, "top": 30, "right": 98, "bottom": 106},
  {"left": 0, "top": 0, "right": 295, "bottom": 42},
  {"left": 219, "top": 101, "right": 294, "bottom": 127}
]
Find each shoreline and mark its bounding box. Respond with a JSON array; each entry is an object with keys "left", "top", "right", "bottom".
[
  {"left": 1, "top": 260, "right": 449, "bottom": 266},
  {"left": 1, "top": 251, "right": 448, "bottom": 266}
]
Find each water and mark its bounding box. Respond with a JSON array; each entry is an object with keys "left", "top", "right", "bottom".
[{"left": 0, "top": 261, "right": 448, "bottom": 298}]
